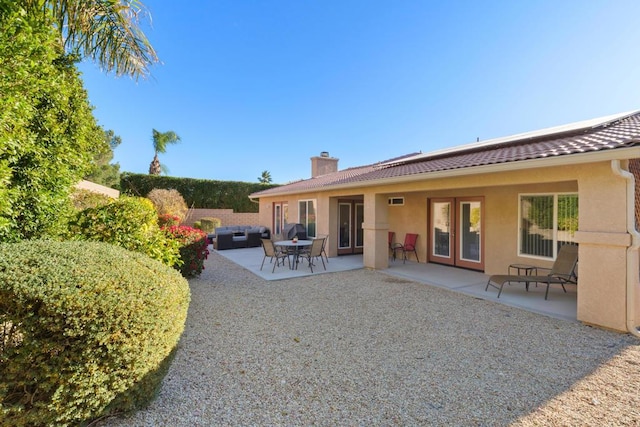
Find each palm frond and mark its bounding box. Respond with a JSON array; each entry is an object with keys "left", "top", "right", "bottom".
[
  {"left": 49, "top": 0, "right": 158, "bottom": 79},
  {"left": 152, "top": 128, "right": 181, "bottom": 154}
]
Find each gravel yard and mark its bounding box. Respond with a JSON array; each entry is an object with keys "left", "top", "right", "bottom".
[{"left": 100, "top": 251, "right": 640, "bottom": 426}]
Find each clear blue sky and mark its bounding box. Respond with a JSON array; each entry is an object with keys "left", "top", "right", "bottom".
[{"left": 79, "top": 0, "right": 640, "bottom": 184}]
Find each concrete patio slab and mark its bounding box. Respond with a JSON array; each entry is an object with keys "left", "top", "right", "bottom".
[{"left": 211, "top": 246, "right": 577, "bottom": 322}]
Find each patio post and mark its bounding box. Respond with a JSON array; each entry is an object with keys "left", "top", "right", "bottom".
[{"left": 362, "top": 193, "right": 389, "bottom": 269}]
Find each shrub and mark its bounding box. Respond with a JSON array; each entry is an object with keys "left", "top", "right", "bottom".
[
  {"left": 69, "top": 188, "right": 112, "bottom": 211},
  {"left": 163, "top": 226, "right": 209, "bottom": 277},
  {"left": 193, "top": 220, "right": 202, "bottom": 230},
  {"left": 66, "top": 196, "right": 181, "bottom": 268},
  {"left": 146, "top": 189, "right": 188, "bottom": 222},
  {"left": 0, "top": 9, "right": 108, "bottom": 242},
  {"left": 0, "top": 240, "right": 190, "bottom": 426},
  {"left": 199, "top": 217, "right": 221, "bottom": 233},
  {"left": 158, "top": 213, "right": 181, "bottom": 228}
]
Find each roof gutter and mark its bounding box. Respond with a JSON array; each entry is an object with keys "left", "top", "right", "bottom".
[
  {"left": 611, "top": 160, "right": 640, "bottom": 338},
  {"left": 253, "top": 146, "right": 640, "bottom": 198}
]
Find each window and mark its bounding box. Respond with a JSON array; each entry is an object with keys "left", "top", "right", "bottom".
[
  {"left": 388, "top": 197, "right": 404, "bottom": 206},
  {"left": 299, "top": 199, "right": 316, "bottom": 238},
  {"left": 519, "top": 193, "right": 578, "bottom": 259}
]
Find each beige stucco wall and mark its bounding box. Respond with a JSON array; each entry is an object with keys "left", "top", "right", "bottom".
[
  {"left": 75, "top": 180, "right": 119, "bottom": 198},
  {"left": 256, "top": 160, "right": 638, "bottom": 332},
  {"left": 574, "top": 162, "right": 635, "bottom": 331},
  {"left": 184, "top": 208, "right": 260, "bottom": 228}
]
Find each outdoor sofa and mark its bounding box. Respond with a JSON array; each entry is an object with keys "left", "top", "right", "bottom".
[{"left": 211, "top": 226, "right": 270, "bottom": 250}]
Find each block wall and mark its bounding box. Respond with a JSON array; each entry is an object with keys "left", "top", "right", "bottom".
[{"left": 183, "top": 208, "right": 260, "bottom": 228}]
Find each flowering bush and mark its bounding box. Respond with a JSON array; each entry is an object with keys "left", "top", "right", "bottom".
[
  {"left": 158, "top": 214, "right": 181, "bottom": 227},
  {"left": 163, "top": 225, "right": 209, "bottom": 277}
]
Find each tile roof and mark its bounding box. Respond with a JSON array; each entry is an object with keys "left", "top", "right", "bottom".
[{"left": 252, "top": 111, "right": 640, "bottom": 197}]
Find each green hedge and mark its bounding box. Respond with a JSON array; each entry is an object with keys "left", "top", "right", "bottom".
[
  {"left": 66, "top": 196, "right": 181, "bottom": 268},
  {"left": 0, "top": 241, "right": 190, "bottom": 426},
  {"left": 119, "top": 173, "right": 279, "bottom": 212}
]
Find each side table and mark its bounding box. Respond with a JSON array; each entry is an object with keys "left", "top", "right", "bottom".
[{"left": 508, "top": 263, "right": 537, "bottom": 291}]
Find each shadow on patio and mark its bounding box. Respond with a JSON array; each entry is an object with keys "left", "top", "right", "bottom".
[{"left": 212, "top": 246, "right": 577, "bottom": 323}]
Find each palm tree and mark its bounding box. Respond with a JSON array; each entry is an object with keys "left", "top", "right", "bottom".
[
  {"left": 12, "top": 0, "right": 158, "bottom": 79},
  {"left": 149, "top": 129, "right": 180, "bottom": 175},
  {"left": 258, "top": 170, "right": 272, "bottom": 184}
]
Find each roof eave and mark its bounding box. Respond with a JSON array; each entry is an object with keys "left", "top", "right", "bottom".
[{"left": 250, "top": 146, "right": 640, "bottom": 198}]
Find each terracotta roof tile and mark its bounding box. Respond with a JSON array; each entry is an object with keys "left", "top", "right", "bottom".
[{"left": 252, "top": 112, "right": 640, "bottom": 197}]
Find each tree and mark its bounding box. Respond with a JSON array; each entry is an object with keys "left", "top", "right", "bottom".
[
  {"left": 15, "top": 0, "right": 158, "bottom": 79},
  {"left": 84, "top": 129, "right": 122, "bottom": 188},
  {"left": 0, "top": 7, "right": 108, "bottom": 241},
  {"left": 258, "top": 170, "right": 272, "bottom": 184},
  {"left": 149, "top": 129, "right": 180, "bottom": 175}
]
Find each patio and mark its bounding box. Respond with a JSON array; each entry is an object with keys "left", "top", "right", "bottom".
[{"left": 212, "top": 246, "right": 578, "bottom": 322}]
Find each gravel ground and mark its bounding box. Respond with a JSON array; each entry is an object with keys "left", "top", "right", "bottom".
[{"left": 99, "top": 251, "right": 640, "bottom": 426}]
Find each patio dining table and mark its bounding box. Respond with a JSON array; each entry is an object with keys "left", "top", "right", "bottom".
[{"left": 274, "top": 240, "right": 313, "bottom": 270}]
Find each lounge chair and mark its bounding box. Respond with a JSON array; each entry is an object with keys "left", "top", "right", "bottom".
[
  {"left": 391, "top": 233, "right": 419, "bottom": 263},
  {"left": 485, "top": 245, "right": 578, "bottom": 299},
  {"left": 260, "top": 239, "right": 290, "bottom": 272}
]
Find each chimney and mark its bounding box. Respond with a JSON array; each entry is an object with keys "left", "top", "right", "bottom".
[{"left": 311, "top": 151, "right": 338, "bottom": 177}]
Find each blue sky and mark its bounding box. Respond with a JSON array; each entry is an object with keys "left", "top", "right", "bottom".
[{"left": 79, "top": 1, "right": 640, "bottom": 184}]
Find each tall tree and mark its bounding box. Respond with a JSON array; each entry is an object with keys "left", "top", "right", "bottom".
[
  {"left": 0, "top": 0, "right": 159, "bottom": 241},
  {"left": 149, "top": 129, "right": 180, "bottom": 175},
  {"left": 0, "top": 7, "right": 107, "bottom": 241},
  {"left": 15, "top": 0, "right": 158, "bottom": 79},
  {"left": 84, "top": 129, "right": 122, "bottom": 188}
]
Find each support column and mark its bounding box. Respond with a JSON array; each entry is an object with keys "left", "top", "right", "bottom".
[
  {"left": 362, "top": 193, "right": 389, "bottom": 269},
  {"left": 575, "top": 162, "right": 632, "bottom": 331}
]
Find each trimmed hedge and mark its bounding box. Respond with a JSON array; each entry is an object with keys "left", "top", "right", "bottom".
[
  {"left": 199, "top": 217, "right": 221, "bottom": 233},
  {"left": 120, "top": 173, "right": 279, "bottom": 211},
  {"left": 66, "top": 196, "right": 182, "bottom": 269},
  {"left": 0, "top": 241, "right": 190, "bottom": 426}
]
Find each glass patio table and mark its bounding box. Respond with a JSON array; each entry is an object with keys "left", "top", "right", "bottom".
[{"left": 274, "top": 240, "right": 313, "bottom": 269}]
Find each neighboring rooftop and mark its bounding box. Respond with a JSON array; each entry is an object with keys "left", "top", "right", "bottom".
[{"left": 252, "top": 110, "right": 640, "bottom": 197}]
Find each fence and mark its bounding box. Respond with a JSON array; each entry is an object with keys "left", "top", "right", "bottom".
[{"left": 183, "top": 208, "right": 260, "bottom": 228}]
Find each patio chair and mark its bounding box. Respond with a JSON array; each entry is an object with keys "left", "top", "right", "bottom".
[
  {"left": 298, "top": 238, "right": 326, "bottom": 273},
  {"left": 391, "top": 233, "right": 419, "bottom": 264},
  {"left": 315, "top": 234, "right": 329, "bottom": 263},
  {"left": 260, "top": 239, "right": 290, "bottom": 272},
  {"left": 485, "top": 244, "right": 578, "bottom": 300}
]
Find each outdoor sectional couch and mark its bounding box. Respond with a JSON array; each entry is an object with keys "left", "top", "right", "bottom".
[{"left": 212, "top": 226, "right": 270, "bottom": 250}]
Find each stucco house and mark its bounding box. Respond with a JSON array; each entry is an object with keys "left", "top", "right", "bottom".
[{"left": 250, "top": 110, "right": 640, "bottom": 335}]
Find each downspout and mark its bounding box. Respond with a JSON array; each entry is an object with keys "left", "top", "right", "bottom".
[{"left": 611, "top": 160, "right": 640, "bottom": 338}]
